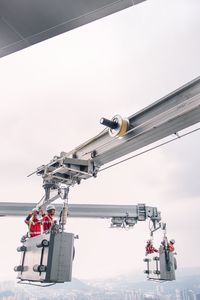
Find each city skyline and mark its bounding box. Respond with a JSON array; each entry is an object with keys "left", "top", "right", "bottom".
[{"left": 1, "top": 268, "right": 200, "bottom": 299}]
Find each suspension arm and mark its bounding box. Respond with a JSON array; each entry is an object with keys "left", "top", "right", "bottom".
[{"left": 0, "top": 202, "right": 160, "bottom": 228}]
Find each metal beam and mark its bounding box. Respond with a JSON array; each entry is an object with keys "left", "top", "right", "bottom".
[
  {"left": 37, "top": 76, "right": 200, "bottom": 188},
  {"left": 0, "top": 202, "right": 160, "bottom": 224},
  {"left": 68, "top": 76, "right": 200, "bottom": 166}
]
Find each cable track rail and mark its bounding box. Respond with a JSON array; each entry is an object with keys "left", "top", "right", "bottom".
[{"left": 26, "top": 75, "right": 200, "bottom": 209}]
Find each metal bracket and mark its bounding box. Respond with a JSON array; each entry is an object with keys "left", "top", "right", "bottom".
[{"left": 37, "top": 157, "right": 98, "bottom": 187}]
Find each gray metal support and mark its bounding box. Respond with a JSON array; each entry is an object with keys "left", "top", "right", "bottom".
[
  {"left": 68, "top": 76, "right": 200, "bottom": 165},
  {"left": 36, "top": 76, "right": 200, "bottom": 192},
  {"left": 0, "top": 202, "right": 160, "bottom": 227}
]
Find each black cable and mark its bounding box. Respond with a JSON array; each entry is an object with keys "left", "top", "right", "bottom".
[
  {"left": 99, "top": 127, "right": 200, "bottom": 173},
  {"left": 59, "top": 208, "right": 63, "bottom": 225}
]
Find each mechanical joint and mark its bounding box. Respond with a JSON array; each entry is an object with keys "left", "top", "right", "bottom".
[{"left": 100, "top": 115, "right": 129, "bottom": 137}]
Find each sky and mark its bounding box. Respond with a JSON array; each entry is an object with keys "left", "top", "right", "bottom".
[{"left": 0, "top": 0, "right": 200, "bottom": 282}]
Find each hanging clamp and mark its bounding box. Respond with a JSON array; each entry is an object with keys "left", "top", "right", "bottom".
[{"left": 59, "top": 185, "right": 70, "bottom": 232}]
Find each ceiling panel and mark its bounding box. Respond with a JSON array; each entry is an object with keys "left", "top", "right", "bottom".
[{"left": 0, "top": 0, "right": 146, "bottom": 58}]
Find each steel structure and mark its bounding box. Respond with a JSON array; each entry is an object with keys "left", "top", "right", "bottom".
[
  {"left": 0, "top": 0, "right": 146, "bottom": 58},
  {"left": 32, "top": 75, "right": 200, "bottom": 208},
  {"left": 15, "top": 232, "right": 75, "bottom": 283},
  {"left": 144, "top": 249, "right": 176, "bottom": 281},
  {"left": 0, "top": 202, "right": 161, "bottom": 228},
  {"left": 0, "top": 0, "right": 193, "bottom": 283},
  {"left": 8, "top": 202, "right": 163, "bottom": 283}
]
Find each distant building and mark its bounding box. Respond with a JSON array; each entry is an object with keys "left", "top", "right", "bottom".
[{"left": 187, "top": 289, "right": 196, "bottom": 300}]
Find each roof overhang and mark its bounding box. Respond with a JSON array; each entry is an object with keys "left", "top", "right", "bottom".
[{"left": 0, "top": 0, "right": 146, "bottom": 58}]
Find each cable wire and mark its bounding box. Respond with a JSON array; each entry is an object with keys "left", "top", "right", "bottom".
[{"left": 99, "top": 126, "right": 200, "bottom": 173}]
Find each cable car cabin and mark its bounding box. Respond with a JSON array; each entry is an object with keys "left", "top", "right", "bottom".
[
  {"left": 15, "top": 231, "right": 74, "bottom": 283},
  {"left": 144, "top": 245, "right": 177, "bottom": 281}
]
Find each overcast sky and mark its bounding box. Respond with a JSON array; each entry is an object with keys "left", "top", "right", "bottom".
[{"left": 0, "top": 0, "right": 200, "bottom": 282}]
